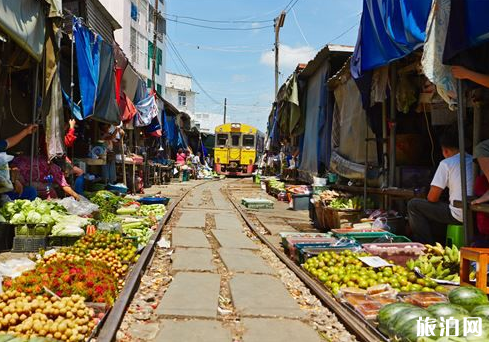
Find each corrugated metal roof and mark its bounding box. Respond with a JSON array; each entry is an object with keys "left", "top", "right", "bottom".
[{"left": 299, "top": 44, "right": 354, "bottom": 78}]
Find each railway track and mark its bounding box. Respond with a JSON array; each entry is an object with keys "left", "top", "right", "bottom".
[{"left": 95, "top": 179, "right": 386, "bottom": 341}]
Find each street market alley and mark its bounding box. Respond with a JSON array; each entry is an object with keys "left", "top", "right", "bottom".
[{"left": 116, "top": 179, "right": 356, "bottom": 342}]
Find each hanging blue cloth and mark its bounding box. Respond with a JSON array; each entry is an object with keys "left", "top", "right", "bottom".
[
  {"left": 73, "top": 17, "right": 102, "bottom": 118},
  {"left": 62, "top": 89, "right": 83, "bottom": 120},
  {"left": 269, "top": 105, "right": 279, "bottom": 149},
  {"left": 166, "top": 116, "right": 178, "bottom": 148},
  {"left": 200, "top": 139, "right": 208, "bottom": 157},
  {"left": 351, "top": 0, "right": 432, "bottom": 78},
  {"left": 162, "top": 108, "right": 170, "bottom": 139},
  {"left": 177, "top": 129, "right": 187, "bottom": 149}
]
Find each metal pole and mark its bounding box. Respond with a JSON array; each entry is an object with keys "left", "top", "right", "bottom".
[
  {"left": 473, "top": 102, "right": 481, "bottom": 180},
  {"left": 457, "top": 79, "right": 470, "bottom": 245},
  {"left": 29, "top": 64, "right": 39, "bottom": 186},
  {"left": 151, "top": 0, "right": 159, "bottom": 92},
  {"left": 382, "top": 100, "right": 388, "bottom": 208},
  {"left": 274, "top": 11, "right": 286, "bottom": 100},
  {"left": 388, "top": 63, "right": 397, "bottom": 188},
  {"left": 223, "top": 98, "right": 227, "bottom": 124}
]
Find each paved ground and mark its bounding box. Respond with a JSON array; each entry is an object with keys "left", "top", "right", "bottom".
[{"left": 149, "top": 180, "right": 323, "bottom": 341}]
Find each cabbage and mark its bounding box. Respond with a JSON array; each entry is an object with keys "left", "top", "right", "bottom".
[
  {"left": 41, "top": 214, "right": 54, "bottom": 225},
  {"left": 17, "top": 225, "right": 29, "bottom": 235},
  {"left": 10, "top": 212, "right": 26, "bottom": 224},
  {"left": 26, "top": 211, "right": 42, "bottom": 224},
  {"left": 0, "top": 214, "right": 5, "bottom": 223}
]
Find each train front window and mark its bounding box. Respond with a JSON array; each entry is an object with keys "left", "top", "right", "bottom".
[
  {"left": 243, "top": 135, "right": 255, "bottom": 147},
  {"left": 231, "top": 134, "right": 240, "bottom": 146},
  {"left": 217, "top": 134, "right": 228, "bottom": 146}
]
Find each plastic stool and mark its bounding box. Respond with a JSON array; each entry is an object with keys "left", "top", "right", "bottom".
[
  {"left": 446, "top": 224, "right": 465, "bottom": 248},
  {"left": 460, "top": 247, "right": 489, "bottom": 294}
]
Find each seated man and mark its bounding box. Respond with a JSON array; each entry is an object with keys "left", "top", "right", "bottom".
[{"left": 408, "top": 127, "right": 473, "bottom": 244}]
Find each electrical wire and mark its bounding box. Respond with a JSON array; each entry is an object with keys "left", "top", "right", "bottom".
[
  {"left": 291, "top": 8, "right": 310, "bottom": 46},
  {"left": 8, "top": 69, "right": 29, "bottom": 127},
  {"left": 164, "top": 13, "right": 272, "bottom": 24},
  {"left": 423, "top": 103, "right": 436, "bottom": 166},
  {"left": 285, "top": 0, "right": 302, "bottom": 13},
  {"left": 173, "top": 41, "right": 273, "bottom": 53},
  {"left": 326, "top": 21, "right": 360, "bottom": 44},
  {"left": 166, "top": 35, "right": 221, "bottom": 105},
  {"left": 166, "top": 17, "right": 274, "bottom": 31}
]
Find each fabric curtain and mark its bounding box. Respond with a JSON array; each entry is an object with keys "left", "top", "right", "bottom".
[
  {"left": 122, "top": 65, "right": 139, "bottom": 101},
  {"left": 0, "top": 0, "right": 45, "bottom": 61},
  {"left": 92, "top": 41, "right": 120, "bottom": 124},
  {"left": 421, "top": 0, "right": 457, "bottom": 109},
  {"left": 73, "top": 17, "right": 102, "bottom": 119}
]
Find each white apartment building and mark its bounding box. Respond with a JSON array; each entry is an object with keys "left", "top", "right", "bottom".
[
  {"left": 194, "top": 112, "right": 224, "bottom": 133},
  {"left": 99, "top": 0, "right": 166, "bottom": 95},
  {"left": 165, "top": 72, "right": 196, "bottom": 117}
]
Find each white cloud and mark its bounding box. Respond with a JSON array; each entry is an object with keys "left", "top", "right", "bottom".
[{"left": 260, "top": 44, "right": 316, "bottom": 71}]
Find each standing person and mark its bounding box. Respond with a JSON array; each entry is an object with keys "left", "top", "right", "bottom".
[
  {"left": 101, "top": 124, "right": 124, "bottom": 184},
  {"left": 452, "top": 66, "right": 489, "bottom": 204},
  {"left": 0, "top": 125, "right": 38, "bottom": 152},
  {"left": 192, "top": 152, "right": 202, "bottom": 168},
  {"left": 175, "top": 148, "right": 186, "bottom": 166},
  {"left": 407, "top": 127, "right": 473, "bottom": 244}
]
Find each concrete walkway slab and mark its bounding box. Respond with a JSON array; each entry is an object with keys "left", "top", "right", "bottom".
[
  {"left": 176, "top": 210, "right": 206, "bottom": 228},
  {"left": 172, "top": 228, "right": 210, "bottom": 248},
  {"left": 214, "top": 213, "right": 242, "bottom": 230},
  {"left": 242, "top": 318, "right": 321, "bottom": 342},
  {"left": 212, "top": 230, "right": 258, "bottom": 250},
  {"left": 172, "top": 248, "right": 216, "bottom": 271},
  {"left": 219, "top": 248, "right": 274, "bottom": 274},
  {"left": 230, "top": 274, "right": 304, "bottom": 318},
  {"left": 156, "top": 272, "right": 220, "bottom": 318},
  {"left": 153, "top": 320, "right": 231, "bottom": 342}
]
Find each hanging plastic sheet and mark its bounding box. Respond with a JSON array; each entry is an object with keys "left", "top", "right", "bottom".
[
  {"left": 73, "top": 17, "right": 102, "bottom": 119},
  {"left": 120, "top": 92, "right": 137, "bottom": 123},
  {"left": 166, "top": 116, "right": 178, "bottom": 148},
  {"left": 350, "top": 0, "right": 432, "bottom": 78},
  {"left": 266, "top": 105, "right": 279, "bottom": 151},
  {"left": 443, "top": 0, "right": 489, "bottom": 63},
  {"left": 92, "top": 41, "right": 120, "bottom": 124},
  {"left": 135, "top": 95, "right": 158, "bottom": 127},
  {"left": 177, "top": 129, "right": 187, "bottom": 149},
  {"left": 162, "top": 108, "right": 170, "bottom": 138},
  {"left": 0, "top": 0, "right": 45, "bottom": 61},
  {"left": 277, "top": 74, "right": 304, "bottom": 137},
  {"left": 122, "top": 65, "right": 139, "bottom": 102},
  {"left": 45, "top": 71, "right": 66, "bottom": 160}
]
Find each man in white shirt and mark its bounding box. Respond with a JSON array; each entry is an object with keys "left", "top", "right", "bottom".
[{"left": 408, "top": 127, "right": 473, "bottom": 244}]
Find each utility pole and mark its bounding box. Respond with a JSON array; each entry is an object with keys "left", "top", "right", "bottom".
[
  {"left": 274, "top": 11, "right": 286, "bottom": 99},
  {"left": 223, "top": 98, "right": 227, "bottom": 124},
  {"left": 151, "top": 0, "right": 159, "bottom": 92}
]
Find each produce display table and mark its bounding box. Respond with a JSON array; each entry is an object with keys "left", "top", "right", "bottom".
[{"left": 460, "top": 247, "right": 489, "bottom": 293}]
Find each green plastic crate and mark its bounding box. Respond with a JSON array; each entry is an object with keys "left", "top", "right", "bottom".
[
  {"left": 48, "top": 236, "right": 81, "bottom": 247},
  {"left": 336, "top": 231, "right": 411, "bottom": 244},
  {"left": 12, "top": 236, "right": 47, "bottom": 252},
  {"left": 241, "top": 198, "right": 274, "bottom": 209}
]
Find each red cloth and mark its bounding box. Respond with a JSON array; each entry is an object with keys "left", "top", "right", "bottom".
[
  {"left": 120, "top": 92, "right": 137, "bottom": 123},
  {"left": 64, "top": 128, "right": 76, "bottom": 148},
  {"left": 115, "top": 67, "right": 124, "bottom": 106},
  {"left": 474, "top": 175, "right": 489, "bottom": 235}
]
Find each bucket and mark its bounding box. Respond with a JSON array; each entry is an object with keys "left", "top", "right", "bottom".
[
  {"left": 327, "top": 173, "right": 338, "bottom": 184},
  {"left": 182, "top": 170, "right": 189, "bottom": 182}
]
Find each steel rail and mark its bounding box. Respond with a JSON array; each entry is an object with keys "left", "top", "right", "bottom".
[
  {"left": 96, "top": 181, "right": 207, "bottom": 342},
  {"left": 224, "top": 185, "right": 386, "bottom": 342}
]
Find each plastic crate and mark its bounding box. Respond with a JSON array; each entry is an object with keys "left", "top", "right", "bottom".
[
  {"left": 284, "top": 237, "right": 337, "bottom": 261},
  {"left": 12, "top": 236, "right": 47, "bottom": 252},
  {"left": 15, "top": 224, "right": 50, "bottom": 237},
  {"left": 338, "top": 231, "right": 412, "bottom": 244},
  {"left": 290, "top": 193, "right": 310, "bottom": 211},
  {"left": 48, "top": 236, "right": 81, "bottom": 247},
  {"left": 0, "top": 223, "right": 15, "bottom": 252},
  {"left": 299, "top": 246, "right": 361, "bottom": 264},
  {"left": 241, "top": 198, "right": 274, "bottom": 209},
  {"left": 362, "top": 242, "right": 426, "bottom": 267}
]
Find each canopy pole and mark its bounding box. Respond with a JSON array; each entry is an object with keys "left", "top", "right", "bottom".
[
  {"left": 388, "top": 63, "right": 397, "bottom": 188},
  {"left": 29, "top": 63, "right": 40, "bottom": 186},
  {"left": 382, "top": 100, "right": 388, "bottom": 209},
  {"left": 364, "top": 112, "right": 368, "bottom": 211},
  {"left": 457, "top": 79, "right": 470, "bottom": 245}
]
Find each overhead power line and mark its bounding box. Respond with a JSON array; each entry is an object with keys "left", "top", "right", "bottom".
[
  {"left": 164, "top": 13, "right": 272, "bottom": 24},
  {"left": 166, "top": 35, "right": 220, "bottom": 105},
  {"left": 166, "top": 17, "right": 274, "bottom": 31},
  {"left": 327, "top": 21, "right": 360, "bottom": 44},
  {"left": 285, "top": 0, "right": 302, "bottom": 13},
  {"left": 291, "top": 8, "right": 310, "bottom": 46}
]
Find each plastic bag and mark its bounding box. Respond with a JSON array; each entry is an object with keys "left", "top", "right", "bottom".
[
  {"left": 372, "top": 217, "right": 390, "bottom": 231},
  {"left": 0, "top": 258, "right": 36, "bottom": 279},
  {"left": 57, "top": 196, "right": 99, "bottom": 216},
  {"left": 97, "top": 222, "right": 122, "bottom": 232},
  {"left": 0, "top": 152, "right": 14, "bottom": 193}
]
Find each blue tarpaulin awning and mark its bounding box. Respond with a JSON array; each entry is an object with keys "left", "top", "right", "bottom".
[{"left": 351, "top": 0, "right": 432, "bottom": 78}]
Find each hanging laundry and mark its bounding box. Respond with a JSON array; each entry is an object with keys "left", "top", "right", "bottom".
[
  {"left": 73, "top": 17, "right": 102, "bottom": 119},
  {"left": 145, "top": 117, "right": 162, "bottom": 137},
  {"left": 122, "top": 65, "right": 139, "bottom": 101},
  {"left": 120, "top": 92, "right": 137, "bottom": 123},
  {"left": 421, "top": 0, "right": 457, "bottom": 109},
  {"left": 93, "top": 41, "right": 120, "bottom": 124},
  {"left": 45, "top": 71, "right": 66, "bottom": 160},
  {"left": 135, "top": 94, "right": 158, "bottom": 127}
]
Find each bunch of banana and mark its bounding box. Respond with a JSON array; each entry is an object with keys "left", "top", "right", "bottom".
[{"left": 406, "top": 243, "right": 460, "bottom": 282}]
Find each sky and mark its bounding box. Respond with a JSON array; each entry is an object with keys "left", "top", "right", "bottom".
[{"left": 165, "top": 0, "right": 363, "bottom": 131}]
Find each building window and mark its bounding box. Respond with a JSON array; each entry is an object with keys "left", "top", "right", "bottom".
[
  {"left": 147, "top": 41, "right": 162, "bottom": 75},
  {"left": 157, "top": 83, "right": 162, "bottom": 94},
  {"left": 178, "top": 91, "right": 187, "bottom": 106},
  {"left": 131, "top": 2, "right": 138, "bottom": 21},
  {"left": 130, "top": 27, "right": 138, "bottom": 63}
]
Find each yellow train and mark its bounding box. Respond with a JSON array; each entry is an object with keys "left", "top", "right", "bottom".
[{"left": 214, "top": 123, "right": 264, "bottom": 176}]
